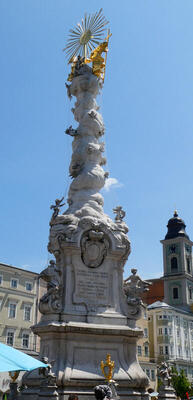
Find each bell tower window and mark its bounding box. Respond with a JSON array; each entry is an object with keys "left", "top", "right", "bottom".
[
  {"left": 173, "top": 287, "right": 179, "bottom": 299},
  {"left": 186, "top": 257, "right": 191, "bottom": 273},
  {"left": 171, "top": 257, "right": 178, "bottom": 271}
]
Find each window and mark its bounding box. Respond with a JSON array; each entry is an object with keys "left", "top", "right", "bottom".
[
  {"left": 189, "top": 288, "right": 192, "bottom": 300},
  {"left": 146, "top": 369, "right": 150, "bottom": 378},
  {"left": 186, "top": 349, "right": 189, "bottom": 358},
  {"left": 160, "top": 346, "right": 163, "bottom": 355},
  {"left": 144, "top": 309, "right": 147, "bottom": 319},
  {"left": 171, "top": 257, "right": 178, "bottom": 271},
  {"left": 173, "top": 287, "right": 179, "bottom": 299},
  {"left": 158, "top": 328, "right": 163, "bottom": 335},
  {"left": 187, "top": 258, "right": 191, "bottom": 273},
  {"left": 164, "top": 328, "right": 168, "bottom": 335},
  {"left": 22, "top": 333, "right": 29, "bottom": 348},
  {"left": 9, "top": 303, "right": 16, "bottom": 318},
  {"left": 178, "top": 346, "right": 181, "bottom": 357},
  {"left": 151, "top": 370, "right": 155, "bottom": 381},
  {"left": 165, "top": 346, "right": 168, "bottom": 355},
  {"left": 185, "top": 331, "right": 188, "bottom": 339},
  {"left": 7, "top": 331, "right": 14, "bottom": 346},
  {"left": 144, "top": 328, "right": 148, "bottom": 338},
  {"left": 163, "top": 315, "right": 167, "bottom": 319},
  {"left": 169, "top": 328, "right": 172, "bottom": 335},
  {"left": 0, "top": 275, "right": 2, "bottom": 285},
  {"left": 24, "top": 306, "right": 31, "bottom": 321},
  {"left": 144, "top": 346, "right": 149, "bottom": 357},
  {"left": 137, "top": 346, "right": 142, "bottom": 356},
  {"left": 11, "top": 279, "right": 18, "bottom": 289},
  {"left": 158, "top": 315, "right": 163, "bottom": 319},
  {"left": 25, "top": 282, "right": 32, "bottom": 291},
  {"left": 170, "top": 345, "right": 174, "bottom": 356},
  {"left": 177, "top": 330, "right": 180, "bottom": 338}
]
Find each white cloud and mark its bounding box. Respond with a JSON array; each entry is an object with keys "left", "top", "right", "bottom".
[{"left": 103, "top": 177, "right": 123, "bottom": 192}]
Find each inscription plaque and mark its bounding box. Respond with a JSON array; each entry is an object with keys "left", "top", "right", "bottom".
[{"left": 73, "top": 268, "right": 109, "bottom": 306}]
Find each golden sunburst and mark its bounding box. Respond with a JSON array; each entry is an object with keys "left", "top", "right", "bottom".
[{"left": 63, "top": 9, "right": 109, "bottom": 62}]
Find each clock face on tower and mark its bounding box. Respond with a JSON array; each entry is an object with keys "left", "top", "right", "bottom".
[
  {"left": 169, "top": 245, "right": 176, "bottom": 254},
  {"left": 167, "top": 243, "right": 179, "bottom": 256}
]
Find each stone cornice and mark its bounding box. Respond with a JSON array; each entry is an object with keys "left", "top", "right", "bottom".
[{"left": 0, "top": 287, "right": 36, "bottom": 299}]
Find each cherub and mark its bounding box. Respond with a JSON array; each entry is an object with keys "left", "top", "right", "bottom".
[
  {"left": 88, "top": 110, "right": 97, "bottom": 119},
  {"left": 113, "top": 206, "right": 126, "bottom": 223},
  {"left": 39, "top": 357, "right": 56, "bottom": 385},
  {"left": 50, "top": 197, "right": 65, "bottom": 219},
  {"left": 65, "top": 125, "right": 78, "bottom": 137}
]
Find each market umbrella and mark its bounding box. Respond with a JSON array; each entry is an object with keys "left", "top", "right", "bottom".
[{"left": 0, "top": 343, "right": 48, "bottom": 372}]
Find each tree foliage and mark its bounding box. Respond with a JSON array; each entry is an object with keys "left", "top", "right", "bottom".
[{"left": 171, "top": 368, "right": 191, "bottom": 399}]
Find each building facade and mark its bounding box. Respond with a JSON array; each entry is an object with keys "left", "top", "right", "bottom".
[
  {"left": 137, "top": 307, "right": 157, "bottom": 391},
  {"left": 148, "top": 301, "right": 193, "bottom": 382},
  {"left": 147, "top": 211, "right": 193, "bottom": 383},
  {"left": 0, "top": 262, "right": 46, "bottom": 355},
  {"left": 161, "top": 210, "right": 193, "bottom": 311}
]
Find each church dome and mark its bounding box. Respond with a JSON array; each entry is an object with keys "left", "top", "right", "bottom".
[{"left": 165, "top": 210, "right": 189, "bottom": 240}]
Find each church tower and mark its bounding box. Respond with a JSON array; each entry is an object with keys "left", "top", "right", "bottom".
[{"left": 160, "top": 211, "right": 193, "bottom": 310}]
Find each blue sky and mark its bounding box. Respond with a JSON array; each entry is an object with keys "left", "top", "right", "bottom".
[{"left": 1, "top": 0, "right": 193, "bottom": 278}]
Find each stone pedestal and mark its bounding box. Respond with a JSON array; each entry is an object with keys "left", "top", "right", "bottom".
[
  {"left": 8, "top": 382, "right": 19, "bottom": 400},
  {"left": 38, "top": 383, "right": 58, "bottom": 400},
  {"left": 158, "top": 386, "right": 177, "bottom": 400}
]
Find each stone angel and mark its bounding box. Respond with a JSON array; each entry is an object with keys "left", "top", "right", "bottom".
[
  {"left": 39, "top": 260, "right": 62, "bottom": 313},
  {"left": 123, "top": 269, "right": 151, "bottom": 318},
  {"left": 159, "top": 362, "right": 173, "bottom": 387}
]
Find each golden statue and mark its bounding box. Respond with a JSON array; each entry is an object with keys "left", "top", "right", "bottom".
[
  {"left": 67, "top": 55, "right": 86, "bottom": 82},
  {"left": 63, "top": 10, "right": 111, "bottom": 82},
  {"left": 85, "top": 33, "right": 112, "bottom": 80},
  {"left": 9, "top": 370, "right": 20, "bottom": 382},
  {"left": 67, "top": 56, "right": 77, "bottom": 82},
  {"left": 100, "top": 353, "right": 115, "bottom": 382}
]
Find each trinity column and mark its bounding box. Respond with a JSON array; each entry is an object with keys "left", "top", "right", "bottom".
[{"left": 22, "top": 9, "right": 150, "bottom": 400}]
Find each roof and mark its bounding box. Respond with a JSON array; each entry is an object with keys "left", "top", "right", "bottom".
[
  {"left": 164, "top": 211, "right": 189, "bottom": 240},
  {"left": 0, "top": 262, "right": 39, "bottom": 276},
  {"left": 148, "top": 301, "right": 169, "bottom": 309},
  {"left": 147, "top": 301, "right": 193, "bottom": 316}
]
